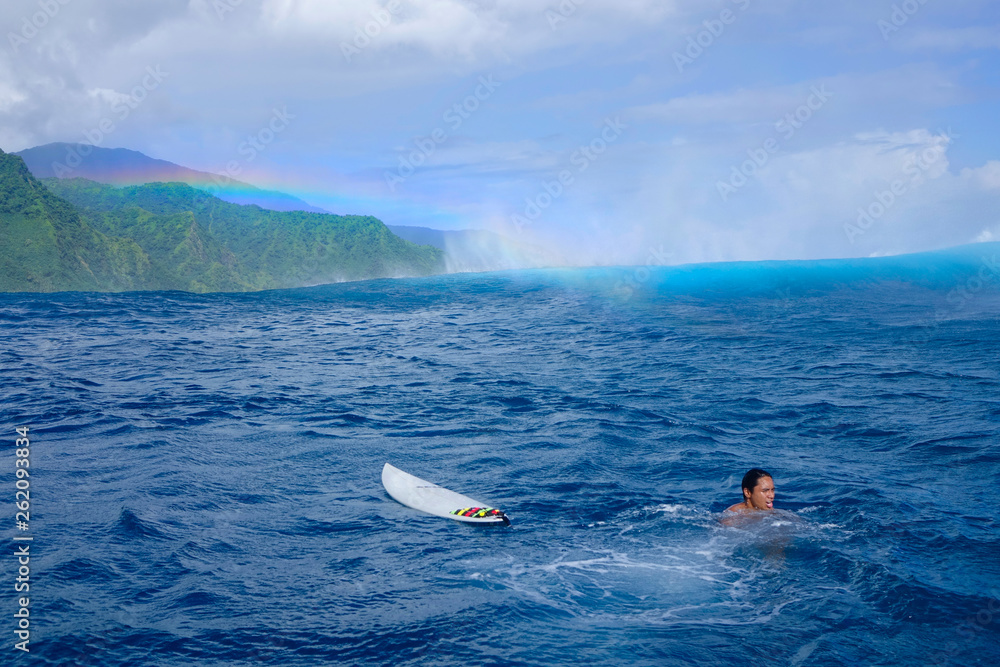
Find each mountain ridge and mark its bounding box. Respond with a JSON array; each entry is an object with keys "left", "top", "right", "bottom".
[
  {"left": 15, "top": 142, "right": 557, "bottom": 274},
  {"left": 15, "top": 143, "right": 329, "bottom": 214},
  {"left": 0, "top": 148, "right": 445, "bottom": 293}
]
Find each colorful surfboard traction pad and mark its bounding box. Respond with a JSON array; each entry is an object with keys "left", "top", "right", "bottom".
[{"left": 450, "top": 507, "right": 508, "bottom": 520}]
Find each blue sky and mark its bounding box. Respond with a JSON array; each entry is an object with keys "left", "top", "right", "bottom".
[{"left": 2, "top": 0, "right": 999, "bottom": 265}]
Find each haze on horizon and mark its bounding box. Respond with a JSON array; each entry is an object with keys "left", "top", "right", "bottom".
[{"left": 2, "top": 0, "right": 999, "bottom": 268}]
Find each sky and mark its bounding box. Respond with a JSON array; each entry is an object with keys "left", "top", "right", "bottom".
[{"left": 1, "top": 0, "right": 999, "bottom": 266}]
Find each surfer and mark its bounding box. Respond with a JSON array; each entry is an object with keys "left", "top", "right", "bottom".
[{"left": 725, "top": 468, "right": 775, "bottom": 515}]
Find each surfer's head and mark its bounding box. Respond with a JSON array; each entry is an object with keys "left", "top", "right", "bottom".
[{"left": 741, "top": 468, "right": 774, "bottom": 510}]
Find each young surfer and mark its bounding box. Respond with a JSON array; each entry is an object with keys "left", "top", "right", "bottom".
[{"left": 725, "top": 468, "right": 775, "bottom": 514}]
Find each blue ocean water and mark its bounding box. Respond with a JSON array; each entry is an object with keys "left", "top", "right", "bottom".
[{"left": 2, "top": 245, "right": 1000, "bottom": 666}]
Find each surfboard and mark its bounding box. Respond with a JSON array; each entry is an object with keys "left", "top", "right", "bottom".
[{"left": 381, "top": 463, "right": 511, "bottom": 526}]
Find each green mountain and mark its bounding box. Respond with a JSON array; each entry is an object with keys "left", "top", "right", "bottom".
[
  {"left": 82, "top": 206, "right": 253, "bottom": 292},
  {"left": 0, "top": 148, "right": 163, "bottom": 292},
  {"left": 43, "top": 178, "right": 445, "bottom": 289},
  {"left": 0, "top": 149, "right": 445, "bottom": 293}
]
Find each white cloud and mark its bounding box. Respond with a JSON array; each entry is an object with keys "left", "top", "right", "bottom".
[
  {"left": 0, "top": 78, "right": 27, "bottom": 113},
  {"left": 961, "top": 161, "right": 1000, "bottom": 190},
  {"left": 630, "top": 87, "right": 810, "bottom": 125},
  {"left": 898, "top": 26, "right": 1000, "bottom": 52},
  {"left": 628, "top": 65, "right": 965, "bottom": 129},
  {"left": 253, "top": 0, "right": 682, "bottom": 65},
  {"left": 538, "top": 126, "right": 994, "bottom": 266}
]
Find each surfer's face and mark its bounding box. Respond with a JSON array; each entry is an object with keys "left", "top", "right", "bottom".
[{"left": 744, "top": 476, "right": 775, "bottom": 510}]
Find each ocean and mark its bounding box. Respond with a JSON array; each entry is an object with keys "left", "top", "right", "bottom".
[{"left": 2, "top": 246, "right": 999, "bottom": 666}]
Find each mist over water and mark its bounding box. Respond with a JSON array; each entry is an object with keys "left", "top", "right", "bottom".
[{"left": 2, "top": 249, "right": 999, "bottom": 666}]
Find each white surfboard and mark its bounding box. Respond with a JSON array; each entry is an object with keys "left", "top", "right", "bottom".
[{"left": 381, "top": 463, "right": 511, "bottom": 526}]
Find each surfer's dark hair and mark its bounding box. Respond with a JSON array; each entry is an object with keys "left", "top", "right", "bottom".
[{"left": 741, "top": 468, "right": 772, "bottom": 493}]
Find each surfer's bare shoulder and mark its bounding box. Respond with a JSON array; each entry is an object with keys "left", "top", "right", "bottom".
[{"left": 720, "top": 504, "right": 749, "bottom": 526}]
